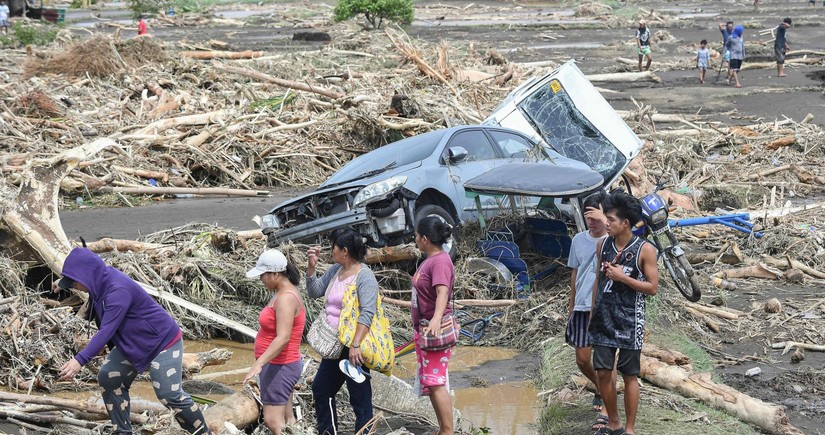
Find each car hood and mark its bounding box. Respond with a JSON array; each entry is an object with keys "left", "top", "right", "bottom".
[{"left": 268, "top": 160, "right": 422, "bottom": 213}]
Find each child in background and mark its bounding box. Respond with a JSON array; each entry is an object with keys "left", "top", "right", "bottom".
[
  {"left": 138, "top": 17, "right": 147, "bottom": 36},
  {"left": 696, "top": 39, "right": 711, "bottom": 84}
]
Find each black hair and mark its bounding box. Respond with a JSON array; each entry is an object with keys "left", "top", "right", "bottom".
[
  {"left": 282, "top": 261, "right": 300, "bottom": 286},
  {"left": 416, "top": 216, "right": 453, "bottom": 245},
  {"left": 329, "top": 227, "right": 367, "bottom": 261},
  {"left": 726, "top": 20, "right": 733, "bottom": 25},
  {"left": 603, "top": 192, "right": 642, "bottom": 227},
  {"left": 583, "top": 191, "right": 607, "bottom": 210},
  {"left": 700, "top": 39, "right": 707, "bottom": 45}
]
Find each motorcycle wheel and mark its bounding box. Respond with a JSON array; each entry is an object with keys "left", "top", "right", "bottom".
[{"left": 663, "top": 251, "right": 702, "bottom": 302}]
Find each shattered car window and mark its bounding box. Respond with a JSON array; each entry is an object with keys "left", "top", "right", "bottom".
[
  {"left": 517, "top": 82, "right": 626, "bottom": 183},
  {"left": 323, "top": 130, "right": 444, "bottom": 186}
]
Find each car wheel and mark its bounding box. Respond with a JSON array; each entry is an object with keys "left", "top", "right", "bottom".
[{"left": 414, "top": 204, "right": 458, "bottom": 260}]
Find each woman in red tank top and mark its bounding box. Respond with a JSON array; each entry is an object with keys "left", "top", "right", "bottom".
[{"left": 245, "top": 250, "right": 306, "bottom": 435}]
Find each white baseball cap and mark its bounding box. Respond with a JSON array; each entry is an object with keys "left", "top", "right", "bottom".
[{"left": 246, "top": 249, "right": 288, "bottom": 278}]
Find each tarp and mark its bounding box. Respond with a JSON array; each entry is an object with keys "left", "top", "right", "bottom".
[{"left": 463, "top": 162, "right": 603, "bottom": 197}]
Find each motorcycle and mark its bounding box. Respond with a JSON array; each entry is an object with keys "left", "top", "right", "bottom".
[{"left": 635, "top": 182, "right": 702, "bottom": 302}]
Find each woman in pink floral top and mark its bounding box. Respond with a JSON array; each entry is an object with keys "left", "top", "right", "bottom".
[{"left": 412, "top": 216, "right": 456, "bottom": 435}]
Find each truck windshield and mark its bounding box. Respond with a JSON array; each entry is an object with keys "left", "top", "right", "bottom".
[{"left": 517, "top": 82, "right": 627, "bottom": 184}]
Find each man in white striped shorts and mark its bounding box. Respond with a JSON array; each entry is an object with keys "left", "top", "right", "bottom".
[{"left": 565, "top": 192, "right": 612, "bottom": 431}]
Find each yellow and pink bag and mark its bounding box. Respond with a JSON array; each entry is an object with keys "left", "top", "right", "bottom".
[{"left": 337, "top": 282, "right": 395, "bottom": 375}]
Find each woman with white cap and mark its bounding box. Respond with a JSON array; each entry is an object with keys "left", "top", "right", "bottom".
[{"left": 244, "top": 249, "right": 306, "bottom": 435}]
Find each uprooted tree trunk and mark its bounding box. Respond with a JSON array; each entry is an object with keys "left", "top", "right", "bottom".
[
  {"left": 640, "top": 356, "right": 803, "bottom": 435},
  {"left": 0, "top": 139, "right": 115, "bottom": 272},
  {"left": 203, "top": 386, "right": 261, "bottom": 434}
]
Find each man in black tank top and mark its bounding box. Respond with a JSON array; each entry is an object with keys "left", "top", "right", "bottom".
[{"left": 588, "top": 193, "right": 659, "bottom": 435}]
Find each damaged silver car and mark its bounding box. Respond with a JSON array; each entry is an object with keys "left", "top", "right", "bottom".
[
  {"left": 262, "top": 125, "right": 586, "bottom": 253},
  {"left": 262, "top": 60, "right": 643, "bottom": 253}
]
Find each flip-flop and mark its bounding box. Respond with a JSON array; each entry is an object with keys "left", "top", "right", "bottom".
[
  {"left": 592, "top": 393, "right": 604, "bottom": 411},
  {"left": 591, "top": 415, "right": 609, "bottom": 431},
  {"left": 339, "top": 360, "right": 369, "bottom": 384}
]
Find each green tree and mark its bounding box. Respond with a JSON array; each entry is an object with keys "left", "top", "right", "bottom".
[{"left": 333, "top": 0, "right": 413, "bottom": 29}]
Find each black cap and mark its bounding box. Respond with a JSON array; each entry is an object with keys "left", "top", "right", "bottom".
[
  {"left": 783, "top": 17, "right": 792, "bottom": 25},
  {"left": 57, "top": 276, "right": 75, "bottom": 290}
]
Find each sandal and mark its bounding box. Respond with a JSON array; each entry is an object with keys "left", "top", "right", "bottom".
[
  {"left": 592, "top": 393, "right": 604, "bottom": 412},
  {"left": 591, "top": 415, "right": 609, "bottom": 431},
  {"left": 593, "top": 427, "right": 625, "bottom": 435}
]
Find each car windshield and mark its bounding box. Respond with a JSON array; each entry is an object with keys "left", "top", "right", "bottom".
[
  {"left": 517, "top": 82, "right": 627, "bottom": 183},
  {"left": 322, "top": 130, "right": 445, "bottom": 186}
]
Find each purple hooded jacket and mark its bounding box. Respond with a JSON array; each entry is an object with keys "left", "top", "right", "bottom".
[{"left": 62, "top": 248, "right": 180, "bottom": 372}]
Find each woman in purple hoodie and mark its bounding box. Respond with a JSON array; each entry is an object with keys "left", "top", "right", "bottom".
[{"left": 56, "top": 247, "right": 210, "bottom": 434}]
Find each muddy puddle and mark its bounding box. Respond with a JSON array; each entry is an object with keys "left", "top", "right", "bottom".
[{"left": 39, "top": 342, "right": 539, "bottom": 434}]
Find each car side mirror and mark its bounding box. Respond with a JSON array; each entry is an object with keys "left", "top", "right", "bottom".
[{"left": 448, "top": 146, "right": 468, "bottom": 163}]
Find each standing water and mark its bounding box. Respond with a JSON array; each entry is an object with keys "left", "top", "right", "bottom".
[{"left": 42, "top": 341, "right": 541, "bottom": 434}]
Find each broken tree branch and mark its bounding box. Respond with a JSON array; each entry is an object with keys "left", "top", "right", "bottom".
[{"left": 212, "top": 63, "right": 345, "bottom": 100}]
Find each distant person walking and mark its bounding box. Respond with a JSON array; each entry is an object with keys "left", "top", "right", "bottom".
[
  {"left": 0, "top": 0, "right": 10, "bottom": 36},
  {"left": 138, "top": 17, "right": 148, "bottom": 36},
  {"left": 719, "top": 20, "right": 734, "bottom": 80},
  {"left": 726, "top": 25, "right": 745, "bottom": 87},
  {"left": 696, "top": 39, "right": 711, "bottom": 84},
  {"left": 635, "top": 20, "right": 652, "bottom": 71},
  {"left": 244, "top": 250, "right": 306, "bottom": 435},
  {"left": 775, "top": 18, "right": 792, "bottom": 77}
]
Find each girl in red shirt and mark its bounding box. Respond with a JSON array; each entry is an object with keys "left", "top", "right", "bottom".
[{"left": 245, "top": 250, "right": 306, "bottom": 435}]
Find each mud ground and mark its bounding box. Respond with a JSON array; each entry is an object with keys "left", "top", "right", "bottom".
[{"left": 57, "top": 0, "right": 825, "bottom": 433}]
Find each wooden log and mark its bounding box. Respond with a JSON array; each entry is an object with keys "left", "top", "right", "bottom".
[
  {"left": 181, "top": 348, "right": 233, "bottom": 376},
  {"left": 97, "top": 186, "right": 269, "bottom": 197},
  {"left": 684, "top": 306, "right": 721, "bottom": 333},
  {"left": 84, "top": 238, "right": 169, "bottom": 253},
  {"left": 203, "top": 387, "right": 261, "bottom": 434},
  {"left": 0, "top": 409, "right": 99, "bottom": 429},
  {"left": 193, "top": 367, "right": 249, "bottom": 381},
  {"left": 766, "top": 135, "right": 795, "bottom": 151},
  {"left": 771, "top": 341, "right": 825, "bottom": 354},
  {"left": 111, "top": 165, "right": 169, "bottom": 183},
  {"left": 641, "top": 343, "right": 692, "bottom": 367},
  {"left": 129, "top": 110, "right": 227, "bottom": 136},
  {"left": 364, "top": 244, "right": 420, "bottom": 264},
  {"left": 212, "top": 63, "right": 344, "bottom": 100},
  {"left": 640, "top": 356, "right": 802, "bottom": 435},
  {"left": 686, "top": 252, "right": 744, "bottom": 265},
  {"left": 0, "top": 392, "right": 161, "bottom": 424},
  {"left": 747, "top": 164, "right": 791, "bottom": 180},
  {"left": 714, "top": 264, "right": 780, "bottom": 281},
  {"left": 0, "top": 139, "right": 116, "bottom": 273},
  {"left": 180, "top": 50, "right": 263, "bottom": 59},
  {"left": 683, "top": 302, "right": 743, "bottom": 320},
  {"left": 741, "top": 58, "right": 821, "bottom": 71},
  {"left": 586, "top": 71, "right": 661, "bottom": 83}
]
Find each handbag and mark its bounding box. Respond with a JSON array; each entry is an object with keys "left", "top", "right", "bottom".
[
  {"left": 418, "top": 314, "right": 458, "bottom": 351},
  {"left": 306, "top": 279, "right": 343, "bottom": 359},
  {"left": 415, "top": 283, "right": 458, "bottom": 352},
  {"left": 338, "top": 274, "right": 395, "bottom": 375}
]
